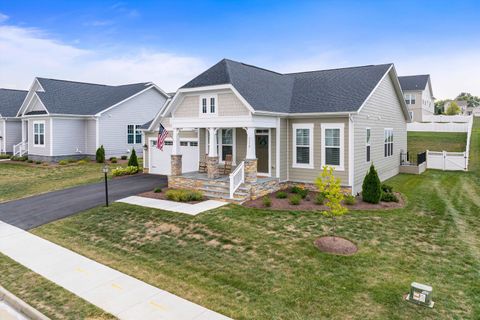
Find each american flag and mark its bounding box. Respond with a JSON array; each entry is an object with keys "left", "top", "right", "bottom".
[{"left": 157, "top": 123, "right": 168, "bottom": 151}]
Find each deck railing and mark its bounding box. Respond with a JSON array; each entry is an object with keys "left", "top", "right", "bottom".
[
  {"left": 13, "top": 141, "right": 28, "bottom": 157},
  {"left": 229, "top": 161, "right": 245, "bottom": 199}
]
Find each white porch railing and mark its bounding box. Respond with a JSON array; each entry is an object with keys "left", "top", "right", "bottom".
[
  {"left": 13, "top": 141, "right": 28, "bottom": 157},
  {"left": 229, "top": 161, "right": 245, "bottom": 199}
]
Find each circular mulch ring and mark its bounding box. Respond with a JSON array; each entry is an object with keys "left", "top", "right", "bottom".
[{"left": 314, "top": 236, "right": 358, "bottom": 256}]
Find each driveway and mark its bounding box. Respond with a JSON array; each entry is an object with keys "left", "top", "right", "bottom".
[{"left": 0, "top": 174, "right": 167, "bottom": 230}]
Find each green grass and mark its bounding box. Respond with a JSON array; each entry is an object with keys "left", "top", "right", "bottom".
[
  {"left": 0, "top": 253, "right": 114, "bottom": 319},
  {"left": 31, "top": 118, "right": 480, "bottom": 320},
  {"left": 0, "top": 161, "right": 133, "bottom": 203},
  {"left": 408, "top": 131, "right": 467, "bottom": 163}
]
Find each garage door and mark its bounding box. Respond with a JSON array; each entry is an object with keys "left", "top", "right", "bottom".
[{"left": 149, "top": 139, "right": 199, "bottom": 175}]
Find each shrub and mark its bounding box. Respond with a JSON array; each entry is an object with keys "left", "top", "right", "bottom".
[
  {"left": 96, "top": 145, "right": 105, "bottom": 163},
  {"left": 109, "top": 156, "right": 117, "bottom": 161},
  {"left": 446, "top": 101, "right": 461, "bottom": 115},
  {"left": 77, "top": 159, "right": 89, "bottom": 165},
  {"left": 165, "top": 189, "right": 203, "bottom": 202},
  {"left": 128, "top": 149, "right": 139, "bottom": 167},
  {"left": 381, "top": 192, "right": 399, "bottom": 202},
  {"left": 58, "top": 160, "right": 68, "bottom": 165},
  {"left": 291, "top": 185, "right": 308, "bottom": 199},
  {"left": 112, "top": 166, "right": 139, "bottom": 177},
  {"left": 10, "top": 156, "right": 27, "bottom": 161},
  {"left": 35, "top": 161, "right": 42, "bottom": 165},
  {"left": 121, "top": 155, "right": 128, "bottom": 160},
  {"left": 262, "top": 196, "right": 272, "bottom": 207},
  {"left": 0, "top": 154, "right": 10, "bottom": 159},
  {"left": 289, "top": 194, "right": 302, "bottom": 205},
  {"left": 154, "top": 187, "right": 162, "bottom": 193},
  {"left": 27, "top": 159, "right": 34, "bottom": 163},
  {"left": 344, "top": 194, "right": 356, "bottom": 205},
  {"left": 111, "top": 159, "right": 118, "bottom": 163},
  {"left": 314, "top": 192, "right": 325, "bottom": 205},
  {"left": 362, "top": 164, "right": 382, "bottom": 204},
  {"left": 276, "top": 191, "right": 287, "bottom": 199},
  {"left": 381, "top": 183, "right": 393, "bottom": 193}
]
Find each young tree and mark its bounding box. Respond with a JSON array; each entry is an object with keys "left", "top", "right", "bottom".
[
  {"left": 446, "top": 101, "right": 461, "bottom": 115},
  {"left": 95, "top": 145, "right": 105, "bottom": 163},
  {"left": 128, "top": 149, "right": 139, "bottom": 167},
  {"left": 315, "top": 166, "right": 348, "bottom": 237},
  {"left": 362, "top": 164, "right": 382, "bottom": 204}
]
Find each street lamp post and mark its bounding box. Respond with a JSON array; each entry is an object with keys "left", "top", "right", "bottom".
[{"left": 102, "top": 164, "right": 109, "bottom": 207}]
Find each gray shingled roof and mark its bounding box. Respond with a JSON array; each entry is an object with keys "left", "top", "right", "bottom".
[
  {"left": 181, "top": 59, "right": 393, "bottom": 113},
  {"left": 0, "top": 89, "right": 28, "bottom": 117},
  {"left": 35, "top": 78, "right": 153, "bottom": 115},
  {"left": 139, "top": 119, "right": 153, "bottom": 129},
  {"left": 398, "top": 75, "right": 430, "bottom": 91}
]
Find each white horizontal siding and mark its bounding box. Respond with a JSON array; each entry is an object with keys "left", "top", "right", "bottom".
[
  {"left": 5, "top": 120, "right": 22, "bottom": 153},
  {"left": 52, "top": 118, "right": 86, "bottom": 156}
]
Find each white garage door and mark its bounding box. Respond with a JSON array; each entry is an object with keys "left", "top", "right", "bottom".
[{"left": 149, "top": 139, "right": 199, "bottom": 175}]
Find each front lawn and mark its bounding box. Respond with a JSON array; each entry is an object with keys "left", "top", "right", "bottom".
[
  {"left": 0, "top": 160, "right": 134, "bottom": 203},
  {"left": 0, "top": 253, "right": 114, "bottom": 319},
  {"left": 407, "top": 131, "right": 467, "bottom": 163},
  {"left": 31, "top": 119, "right": 480, "bottom": 319}
]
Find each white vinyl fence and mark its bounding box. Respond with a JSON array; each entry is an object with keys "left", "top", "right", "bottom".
[
  {"left": 422, "top": 115, "right": 472, "bottom": 123},
  {"left": 407, "top": 122, "right": 469, "bottom": 132},
  {"left": 427, "top": 150, "right": 467, "bottom": 171}
]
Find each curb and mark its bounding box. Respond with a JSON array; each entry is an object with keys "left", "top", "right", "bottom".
[{"left": 0, "top": 286, "right": 50, "bottom": 320}]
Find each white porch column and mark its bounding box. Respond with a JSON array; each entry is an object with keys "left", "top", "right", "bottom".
[
  {"left": 171, "top": 128, "right": 180, "bottom": 155},
  {"left": 244, "top": 127, "right": 257, "bottom": 184},
  {"left": 170, "top": 128, "right": 182, "bottom": 176},
  {"left": 245, "top": 127, "right": 256, "bottom": 159},
  {"left": 208, "top": 127, "right": 218, "bottom": 157}
]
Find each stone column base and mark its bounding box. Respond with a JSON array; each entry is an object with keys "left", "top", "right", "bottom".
[
  {"left": 171, "top": 154, "right": 182, "bottom": 176},
  {"left": 207, "top": 156, "right": 219, "bottom": 179},
  {"left": 244, "top": 158, "right": 257, "bottom": 184}
]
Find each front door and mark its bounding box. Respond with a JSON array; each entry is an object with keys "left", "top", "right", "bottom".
[{"left": 255, "top": 131, "right": 269, "bottom": 174}]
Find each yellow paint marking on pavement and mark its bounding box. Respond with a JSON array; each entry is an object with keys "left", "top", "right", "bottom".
[
  {"left": 149, "top": 300, "right": 168, "bottom": 311},
  {"left": 75, "top": 267, "right": 89, "bottom": 275},
  {"left": 111, "top": 283, "right": 123, "bottom": 291}
]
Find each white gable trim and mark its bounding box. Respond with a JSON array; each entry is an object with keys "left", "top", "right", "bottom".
[
  {"left": 95, "top": 85, "right": 168, "bottom": 116},
  {"left": 356, "top": 65, "right": 410, "bottom": 121},
  {"left": 17, "top": 78, "right": 46, "bottom": 117},
  {"left": 21, "top": 93, "right": 49, "bottom": 117},
  {"left": 146, "top": 98, "right": 172, "bottom": 131},
  {"left": 163, "top": 84, "right": 255, "bottom": 118}
]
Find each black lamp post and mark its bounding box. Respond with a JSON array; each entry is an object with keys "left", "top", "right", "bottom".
[{"left": 102, "top": 163, "right": 109, "bottom": 207}]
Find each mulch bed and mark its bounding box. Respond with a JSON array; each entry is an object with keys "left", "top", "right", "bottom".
[
  {"left": 243, "top": 191, "right": 404, "bottom": 211},
  {"left": 314, "top": 236, "right": 358, "bottom": 255},
  {"left": 139, "top": 188, "right": 204, "bottom": 204}
]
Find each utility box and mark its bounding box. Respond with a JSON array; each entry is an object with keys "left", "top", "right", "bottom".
[{"left": 406, "top": 282, "right": 434, "bottom": 308}]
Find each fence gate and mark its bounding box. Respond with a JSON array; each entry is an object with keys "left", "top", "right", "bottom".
[{"left": 426, "top": 150, "right": 467, "bottom": 171}]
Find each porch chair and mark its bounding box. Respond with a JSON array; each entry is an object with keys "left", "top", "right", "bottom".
[
  {"left": 198, "top": 153, "right": 208, "bottom": 173},
  {"left": 223, "top": 154, "right": 233, "bottom": 175}
]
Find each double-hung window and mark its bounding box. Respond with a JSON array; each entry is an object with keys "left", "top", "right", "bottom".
[
  {"left": 220, "top": 129, "right": 233, "bottom": 161},
  {"left": 404, "top": 93, "right": 416, "bottom": 105},
  {"left": 292, "top": 123, "right": 313, "bottom": 168},
  {"left": 200, "top": 95, "right": 217, "bottom": 116},
  {"left": 33, "top": 121, "right": 45, "bottom": 146},
  {"left": 384, "top": 129, "right": 393, "bottom": 157},
  {"left": 321, "top": 123, "right": 344, "bottom": 170},
  {"left": 127, "top": 125, "right": 142, "bottom": 144},
  {"left": 366, "top": 128, "right": 371, "bottom": 162}
]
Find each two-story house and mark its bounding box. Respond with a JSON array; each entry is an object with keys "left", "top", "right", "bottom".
[{"left": 398, "top": 75, "right": 434, "bottom": 122}]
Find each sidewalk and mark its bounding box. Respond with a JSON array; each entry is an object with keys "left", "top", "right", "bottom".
[
  {"left": 116, "top": 196, "right": 227, "bottom": 215},
  {"left": 0, "top": 221, "right": 231, "bottom": 320}
]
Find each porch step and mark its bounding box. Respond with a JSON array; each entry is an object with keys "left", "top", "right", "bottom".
[
  {"left": 203, "top": 192, "right": 249, "bottom": 204},
  {"left": 200, "top": 187, "right": 249, "bottom": 198}
]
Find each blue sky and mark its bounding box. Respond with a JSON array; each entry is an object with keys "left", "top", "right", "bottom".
[{"left": 1, "top": 0, "right": 479, "bottom": 98}]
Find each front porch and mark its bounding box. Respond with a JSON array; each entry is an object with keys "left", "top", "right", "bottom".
[{"left": 167, "top": 126, "right": 282, "bottom": 202}]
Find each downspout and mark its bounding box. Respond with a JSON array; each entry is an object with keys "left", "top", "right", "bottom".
[{"left": 348, "top": 113, "right": 355, "bottom": 195}]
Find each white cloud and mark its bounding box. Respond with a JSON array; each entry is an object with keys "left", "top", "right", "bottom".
[
  {"left": 0, "top": 24, "right": 206, "bottom": 92},
  {"left": 0, "top": 12, "right": 8, "bottom": 23}
]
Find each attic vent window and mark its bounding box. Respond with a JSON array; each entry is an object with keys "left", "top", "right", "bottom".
[{"left": 199, "top": 95, "right": 218, "bottom": 116}]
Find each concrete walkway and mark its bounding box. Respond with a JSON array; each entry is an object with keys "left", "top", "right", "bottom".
[
  {"left": 0, "top": 221, "right": 231, "bottom": 320},
  {"left": 117, "top": 196, "right": 228, "bottom": 215}
]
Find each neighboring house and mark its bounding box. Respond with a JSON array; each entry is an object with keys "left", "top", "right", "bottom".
[
  {"left": 0, "top": 89, "right": 28, "bottom": 154},
  {"left": 143, "top": 59, "right": 409, "bottom": 200},
  {"left": 444, "top": 100, "right": 468, "bottom": 115},
  {"left": 398, "top": 74, "right": 435, "bottom": 122},
  {"left": 15, "top": 78, "right": 169, "bottom": 162}
]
